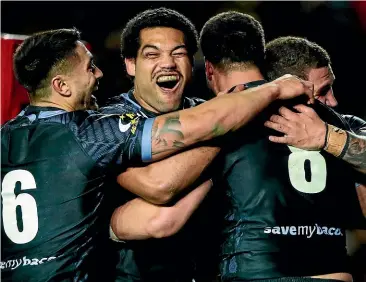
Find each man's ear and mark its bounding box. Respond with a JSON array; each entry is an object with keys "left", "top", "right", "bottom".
[
  {"left": 51, "top": 75, "right": 71, "bottom": 97},
  {"left": 205, "top": 60, "right": 214, "bottom": 81},
  {"left": 125, "top": 58, "right": 136, "bottom": 76}
]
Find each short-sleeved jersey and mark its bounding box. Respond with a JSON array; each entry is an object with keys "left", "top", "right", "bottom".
[
  {"left": 102, "top": 90, "right": 206, "bottom": 282},
  {"left": 214, "top": 85, "right": 366, "bottom": 280},
  {"left": 342, "top": 114, "right": 366, "bottom": 193},
  {"left": 342, "top": 114, "right": 366, "bottom": 135},
  {"left": 1, "top": 105, "right": 152, "bottom": 281}
]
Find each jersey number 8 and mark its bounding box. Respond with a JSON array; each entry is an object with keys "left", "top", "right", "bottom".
[
  {"left": 1, "top": 170, "right": 39, "bottom": 244},
  {"left": 287, "top": 146, "right": 327, "bottom": 194}
]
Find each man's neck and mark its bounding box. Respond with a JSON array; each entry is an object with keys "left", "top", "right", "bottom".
[
  {"left": 131, "top": 92, "right": 160, "bottom": 115},
  {"left": 216, "top": 68, "right": 265, "bottom": 93},
  {"left": 31, "top": 100, "right": 76, "bottom": 112}
]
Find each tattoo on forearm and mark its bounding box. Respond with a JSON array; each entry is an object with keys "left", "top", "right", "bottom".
[
  {"left": 342, "top": 132, "right": 366, "bottom": 173},
  {"left": 150, "top": 112, "right": 228, "bottom": 158},
  {"left": 212, "top": 123, "right": 226, "bottom": 137},
  {"left": 151, "top": 113, "right": 185, "bottom": 156}
]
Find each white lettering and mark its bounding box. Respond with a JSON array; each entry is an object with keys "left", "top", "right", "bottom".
[
  {"left": 272, "top": 227, "right": 281, "bottom": 234},
  {"left": 263, "top": 224, "right": 344, "bottom": 238},
  {"left": 1, "top": 255, "right": 57, "bottom": 270},
  {"left": 6, "top": 261, "right": 14, "bottom": 269},
  {"left": 328, "top": 228, "right": 335, "bottom": 236},
  {"left": 307, "top": 226, "right": 316, "bottom": 238},
  {"left": 30, "top": 258, "right": 39, "bottom": 266},
  {"left": 281, "top": 226, "right": 290, "bottom": 235},
  {"left": 11, "top": 259, "right": 22, "bottom": 270},
  {"left": 298, "top": 226, "right": 308, "bottom": 236},
  {"left": 335, "top": 229, "right": 343, "bottom": 236},
  {"left": 23, "top": 256, "right": 31, "bottom": 266},
  {"left": 264, "top": 227, "right": 271, "bottom": 234},
  {"left": 317, "top": 225, "right": 323, "bottom": 235},
  {"left": 289, "top": 226, "right": 297, "bottom": 235},
  {"left": 39, "top": 258, "right": 47, "bottom": 264}
]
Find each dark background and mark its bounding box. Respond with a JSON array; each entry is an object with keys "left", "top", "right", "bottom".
[
  {"left": 2, "top": 1, "right": 366, "bottom": 279},
  {"left": 2, "top": 1, "right": 366, "bottom": 118}
]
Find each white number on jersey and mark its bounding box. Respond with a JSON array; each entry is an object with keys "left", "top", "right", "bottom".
[
  {"left": 287, "top": 146, "right": 327, "bottom": 194},
  {"left": 1, "top": 170, "right": 39, "bottom": 244}
]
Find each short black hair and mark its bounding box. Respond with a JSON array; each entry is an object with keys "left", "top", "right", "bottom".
[
  {"left": 13, "top": 28, "right": 81, "bottom": 97},
  {"left": 200, "top": 11, "right": 265, "bottom": 71},
  {"left": 265, "top": 36, "right": 331, "bottom": 81},
  {"left": 121, "top": 7, "right": 198, "bottom": 61}
]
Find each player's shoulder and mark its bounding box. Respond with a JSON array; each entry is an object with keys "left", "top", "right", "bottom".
[
  {"left": 38, "top": 110, "right": 107, "bottom": 134},
  {"left": 100, "top": 92, "right": 142, "bottom": 115},
  {"left": 311, "top": 102, "right": 350, "bottom": 131},
  {"left": 1, "top": 109, "right": 87, "bottom": 131},
  {"left": 341, "top": 114, "right": 366, "bottom": 134},
  {"left": 183, "top": 96, "right": 206, "bottom": 108}
]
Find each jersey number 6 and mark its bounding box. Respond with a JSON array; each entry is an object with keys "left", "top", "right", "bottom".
[
  {"left": 1, "top": 170, "right": 39, "bottom": 244},
  {"left": 287, "top": 146, "right": 327, "bottom": 194}
]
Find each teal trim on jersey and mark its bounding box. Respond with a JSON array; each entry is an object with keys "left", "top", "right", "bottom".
[
  {"left": 141, "top": 118, "right": 154, "bottom": 162},
  {"left": 18, "top": 109, "right": 66, "bottom": 122}
]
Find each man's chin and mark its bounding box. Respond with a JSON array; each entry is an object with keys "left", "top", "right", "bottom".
[
  {"left": 88, "top": 95, "right": 99, "bottom": 111},
  {"left": 89, "top": 103, "right": 99, "bottom": 111},
  {"left": 82, "top": 101, "right": 99, "bottom": 111},
  {"left": 158, "top": 99, "right": 182, "bottom": 113}
]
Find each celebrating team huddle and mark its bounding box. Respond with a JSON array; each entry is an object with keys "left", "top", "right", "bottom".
[{"left": 1, "top": 6, "right": 366, "bottom": 282}]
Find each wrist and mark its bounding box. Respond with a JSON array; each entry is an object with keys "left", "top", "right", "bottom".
[
  {"left": 323, "top": 124, "right": 348, "bottom": 157},
  {"left": 264, "top": 82, "right": 280, "bottom": 101},
  {"left": 321, "top": 122, "right": 328, "bottom": 149}
]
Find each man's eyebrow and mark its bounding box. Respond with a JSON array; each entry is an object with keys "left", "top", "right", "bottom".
[
  {"left": 141, "top": 44, "right": 187, "bottom": 53},
  {"left": 316, "top": 80, "right": 332, "bottom": 96},
  {"left": 172, "top": 45, "right": 187, "bottom": 51},
  {"left": 141, "top": 45, "right": 159, "bottom": 53},
  {"left": 85, "top": 51, "right": 94, "bottom": 63},
  {"left": 86, "top": 57, "right": 94, "bottom": 67}
]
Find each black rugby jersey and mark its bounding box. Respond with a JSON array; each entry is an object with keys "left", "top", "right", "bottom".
[
  {"left": 342, "top": 114, "right": 366, "bottom": 201},
  {"left": 213, "top": 84, "right": 366, "bottom": 281},
  {"left": 1, "top": 105, "right": 152, "bottom": 281},
  {"left": 101, "top": 90, "right": 206, "bottom": 282},
  {"left": 342, "top": 114, "right": 366, "bottom": 135}
]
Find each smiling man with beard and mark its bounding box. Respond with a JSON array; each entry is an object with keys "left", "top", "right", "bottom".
[{"left": 100, "top": 8, "right": 218, "bottom": 282}]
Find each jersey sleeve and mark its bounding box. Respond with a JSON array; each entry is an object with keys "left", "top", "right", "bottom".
[
  {"left": 75, "top": 110, "right": 155, "bottom": 169},
  {"left": 342, "top": 114, "right": 366, "bottom": 135}
]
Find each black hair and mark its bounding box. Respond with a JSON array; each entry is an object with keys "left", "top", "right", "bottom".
[
  {"left": 13, "top": 28, "right": 81, "bottom": 97},
  {"left": 121, "top": 7, "right": 198, "bottom": 62},
  {"left": 200, "top": 11, "right": 265, "bottom": 71},
  {"left": 265, "top": 36, "right": 331, "bottom": 81}
]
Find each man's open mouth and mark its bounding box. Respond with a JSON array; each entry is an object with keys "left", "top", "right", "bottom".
[{"left": 156, "top": 75, "right": 180, "bottom": 91}]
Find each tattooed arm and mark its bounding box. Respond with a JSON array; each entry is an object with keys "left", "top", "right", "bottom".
[
  {"left": 339, "top": 131, "right": 366, "bottom": 174},
  {"left": 146, "top": 74, "right": 314, "bottom": 161}
]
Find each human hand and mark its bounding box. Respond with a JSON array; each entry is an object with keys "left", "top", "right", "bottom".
[
  {"left": 272, "top": 74, "right": 315, "bottom": 104},
  {"left": 264, "top": 104, "right": 327, "bottom": 150}
]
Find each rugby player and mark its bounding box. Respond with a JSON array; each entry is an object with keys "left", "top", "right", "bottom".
[
  {"left": 101, "top": 8, "right": 219, "bottom": 282},
  {"left": 199, "top": 11, "right": 365, "bottom": 282},
  {"left": 264, "top": 37, "right": 366, "bottom": 278}
]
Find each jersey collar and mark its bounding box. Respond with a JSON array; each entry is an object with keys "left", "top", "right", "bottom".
[{"left": 228, "top": 80, "right": 267, "bottom": 93}]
